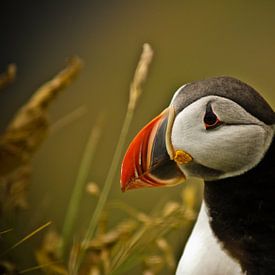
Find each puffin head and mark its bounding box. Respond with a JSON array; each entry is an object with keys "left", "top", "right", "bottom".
[{"left": 121, "top": 77, "right": 275, "bottom": 191}]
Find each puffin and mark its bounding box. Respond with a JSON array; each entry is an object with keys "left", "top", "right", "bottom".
[{"left": 120, "top": 76, "right": 275, "bottom": 275}]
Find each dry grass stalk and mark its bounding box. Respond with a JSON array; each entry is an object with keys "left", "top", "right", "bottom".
[
  {"left": 109, "top": 199, "right": 196, "bottom": 274},
  {"left": 35, "top": 230, "right": 68, "bottom": 275},
  {"left": 51, "top": 105, "right": 88, "bottom": 134},
  {"left": 0, "top": 57, "right": 82, "bottom": 215},
  {"left": 0, "top": 164, "right": 31, "bottom": 212},
  {"left": 0, "top": 228, "right": 13, "bottom": 235},
  {"left": 156, "top": 238, "right": 176, "bottom": 269},
  {"left": 0, "top": 57, "right": 82, "bottom": 177},
  {"left": 68, "top": 242, "right": 81, "bottom": 275},
  {"left": 20, "top": 261, "right": 64, "bottom": 274},
  {"left": 76, "top": 43, "right": 154, "bottom": 272},
  {"left": 26, "top": 57, "right": 82, "bottom": 111},
  {"left": 128, "top": 43, "right": 153, "bottom": 111},
  {"left": 71, "top": 220, "right": 137, "bottom": 274},
  {"left": 0, "top": 64, "right": 16, "bottom": 90},
  {"left": 85, "top": 220, "right": 138, "bottom": 251},
  {"left": 1, "top": 221, "right": 52, "bottom": 257},
  {"left": 68, "top": 193, "right": 195, "bottom": 275},
  {"left": 143, "top": 255, "right": 164, "bottom": 275}
]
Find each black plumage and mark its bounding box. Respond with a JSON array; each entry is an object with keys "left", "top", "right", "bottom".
[{"left": 204, "top": 140, "right": 275, "bottom": 275}]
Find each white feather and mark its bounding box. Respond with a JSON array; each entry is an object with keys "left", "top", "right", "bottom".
[
  {"left": 171, "top": 96, "right": 274, "bottom": 181},
  {"left": 176, "top": 202, "right": 244, "bottom": 275}
]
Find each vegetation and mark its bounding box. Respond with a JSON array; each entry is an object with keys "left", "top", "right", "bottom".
[{"left": 0, "top": 45, "right": 199, "bottom": 275}]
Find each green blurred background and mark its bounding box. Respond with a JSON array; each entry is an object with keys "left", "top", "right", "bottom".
[{"left": 1, "top": 0, "right": 275, "bottom": 272}]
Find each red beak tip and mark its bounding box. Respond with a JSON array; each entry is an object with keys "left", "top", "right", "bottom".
[{"left": 120, "top": 179, "right": 129, "bottom": 192}]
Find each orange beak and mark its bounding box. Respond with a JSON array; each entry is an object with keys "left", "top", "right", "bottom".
[{"left": 120, "top": 107, "right": 186, "bottom": 192}]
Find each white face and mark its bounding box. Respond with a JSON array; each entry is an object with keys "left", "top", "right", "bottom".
[{"left": 170, "top": 95, "right": 274, "bottom": 181}]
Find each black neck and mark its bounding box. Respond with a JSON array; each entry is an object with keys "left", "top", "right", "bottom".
[{"left": 204, "top": 140, "right": 275, "bottom": 275}]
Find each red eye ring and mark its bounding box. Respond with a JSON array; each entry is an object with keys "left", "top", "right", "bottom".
[
  {"left": 204, "top": 117, "right": 222, "bottom": 129},
  {"left": 203, "top": 104, "right": 222, "bottom": 130}
]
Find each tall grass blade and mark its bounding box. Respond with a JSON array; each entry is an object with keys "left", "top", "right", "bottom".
[
  {"left": 61, "top": 115, "right": 103, "bottom": 256},
  {"left": 1, "top": 221, "right": 52, "bottom": 256},
  {"left": 75, "top": 43, "right": 154, "bottom": 272},
  {"left": 51, "top": 105, "right": 87, "bottom": 134},
  {"left": 19, "top": 261, "right": 61, "bottom": 274}
]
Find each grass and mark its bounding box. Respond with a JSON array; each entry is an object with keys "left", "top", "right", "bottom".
[
  {"left": 68, "top": 43, "right": 154, "bottom": 273},
  {"left": 61, "top": 114, "right": 103, "bottom": 257},
  {"left": 0, "top": 44, "right": 199, "bottom": 275},
  {"left": 1, "top": 221, "right": 52, "bottom": 257}
]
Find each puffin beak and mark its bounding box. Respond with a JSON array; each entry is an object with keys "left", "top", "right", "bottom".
[{"left": 120, "top": 106, "right": 192, "bottom": 192}]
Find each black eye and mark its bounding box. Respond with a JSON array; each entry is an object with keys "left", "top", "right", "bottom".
[{"left": 204, "top": 104, "right": 221, "bottom": 130}]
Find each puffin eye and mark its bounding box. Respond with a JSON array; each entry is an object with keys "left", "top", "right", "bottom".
[{"left": 204, "top": 104, "right": 221, "bottom": 130}]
